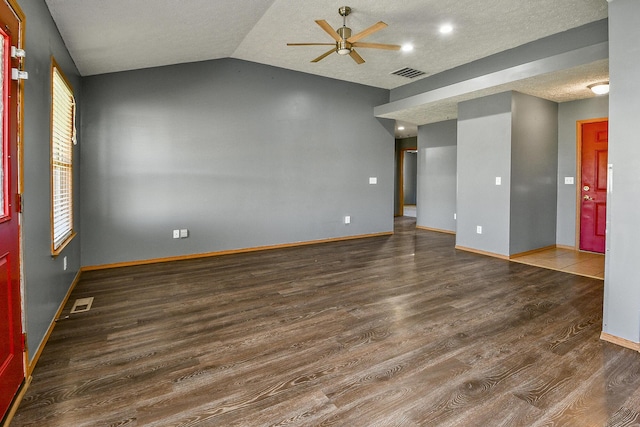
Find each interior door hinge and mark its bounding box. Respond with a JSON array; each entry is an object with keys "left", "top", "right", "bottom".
[
  {"left": 11, "top": 46, "right": 26, "bottom": 58},
  {"left": 11, "top": 68, "right": 28, "bottom": 80},
  {"left": 22, "top": 333, "right": 27, "bottom": 352},
  {"left": 16, "top": 193, "right": 23, "bottom": 213}
]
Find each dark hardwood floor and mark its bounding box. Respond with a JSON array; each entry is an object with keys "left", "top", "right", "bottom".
[{"left": 11, "top": 217, "right": 640, "bottom": 426}]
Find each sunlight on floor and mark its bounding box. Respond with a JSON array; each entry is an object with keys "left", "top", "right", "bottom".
[
  {"left": 511, "top": 247, "right": 604, "bottom": 280},
  {"left": 403, "top": 205, "right": 416, "bottom": 218}
]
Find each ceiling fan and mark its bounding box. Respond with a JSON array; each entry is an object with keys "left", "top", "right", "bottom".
[{"left": 287, "top": 6, "right": 401, "bottom": 64}]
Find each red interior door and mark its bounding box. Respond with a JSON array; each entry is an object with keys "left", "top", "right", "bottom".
[
  {"left": 0, "top": 0, "right": 24, "bottom": 419},
  {"left": 580, "top": 120, "right": 608, "bottom": 253}
]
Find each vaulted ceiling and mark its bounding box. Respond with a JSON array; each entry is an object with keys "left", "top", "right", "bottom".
[{"left": 44, "top": 0, "right": 609, "bottom": 137}]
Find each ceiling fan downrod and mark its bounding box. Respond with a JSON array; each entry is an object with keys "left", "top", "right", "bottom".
[{"left": 337, "top": 6, "right": 352, "bottom": 54}]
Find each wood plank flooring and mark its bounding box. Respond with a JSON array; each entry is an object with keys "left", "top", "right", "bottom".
[
  {"left": 510, "top": 247, "right": 605, "bottom": 280},
  {"left": 10, "top": 217, "right": 640, "bottom": 426}
]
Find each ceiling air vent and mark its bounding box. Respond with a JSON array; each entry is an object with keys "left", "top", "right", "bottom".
[{"left": 391, "top": 67, "right": 426, "bottom": 79}]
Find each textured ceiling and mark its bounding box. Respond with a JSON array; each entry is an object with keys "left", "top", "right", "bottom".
[
  {"left": 378, "top": 59, "right": 610, "bottom": 126},
  {"left": 44, "top": 0, "right": 609, "bottom": 135}
]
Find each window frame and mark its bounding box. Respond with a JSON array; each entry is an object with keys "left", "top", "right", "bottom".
[{"left": 50, "top": 57, "right": 76, "bottom": 255}]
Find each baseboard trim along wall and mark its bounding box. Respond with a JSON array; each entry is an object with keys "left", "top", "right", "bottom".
[
  {"left": 27, "top": 270, "right": 82, "bottom": 375},
  {"left": 1, "top": 376, "right": 32, "bottom": 427},
  {"left": 509, "top": 245, "right": 557, "bottom": 259},
  {"left": 600, "top": 332, "right": 640, "bottom": 353},
  {"left": 454, "top": 245, "right": 510, "bottom": 260},
  {"left": 556, "top": 244, "right": 577, "bottom": 251},
  {"left": 416, "top": 225, "right": 456, "bottom": 235},
  {"left": 82, "top": 232, "right": 394, "bottom": 271}
]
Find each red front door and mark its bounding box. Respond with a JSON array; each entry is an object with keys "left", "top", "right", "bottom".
[
  {"left": 580, "top": 120, "right": 608, "bottom": 253},
  {"left": 0, "top": 0, "right": 24, "bottom": 419}
]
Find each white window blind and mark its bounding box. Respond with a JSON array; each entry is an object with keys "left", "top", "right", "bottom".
[{"left": 51, "top": 65, "right": 75, "bottom": 252}]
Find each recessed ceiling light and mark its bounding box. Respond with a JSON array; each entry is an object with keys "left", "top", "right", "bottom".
[
  {"left": 398, "top": 126, "right": 405, "bottom": 131},
  {"left": 588, "top": 81, "right": 609, "bottom": 95},
  {"left": 401, "top": 44, "right": 414, "bottom": 52},
  {"left": 439, "top": 23, "right": 453, "bottom": 34}
]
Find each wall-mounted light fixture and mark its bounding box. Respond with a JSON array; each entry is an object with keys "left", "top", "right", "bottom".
[{"left": 588, "top": 81, "right": 609, "bottom": 95}]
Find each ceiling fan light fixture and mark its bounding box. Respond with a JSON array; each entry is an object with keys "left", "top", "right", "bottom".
[
  {"left": 588, "top": 81, "right": 609, "bottom": 95},
  {"left": 337, "top": 40, "right": 351, "bottom": 55}
]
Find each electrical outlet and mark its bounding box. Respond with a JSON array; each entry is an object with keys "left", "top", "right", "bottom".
[
  {"left": 63, "top": 256, "right": 67, "bottom": 271},
  {"left": 476, "top": 225, "right": 482, "bottom": 234},
  {"left": 173, "top": 229, "right": 180, "bottom": 239},
  {"left": 454, "top": 213, "right": 457, "bottom": 220},
  {"left": 495, "top": 177, "right": 501, "bottom": 185},
  {"left": 369, "top": 177, "right": 377, "bottom": 185},
  {"left": 344, "top": 216, "right": 351, "bottom": 224}
]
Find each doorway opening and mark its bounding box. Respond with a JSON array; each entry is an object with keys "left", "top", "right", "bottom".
[{"left": 399, "top": 148, "right": 417, "bottom": 217}]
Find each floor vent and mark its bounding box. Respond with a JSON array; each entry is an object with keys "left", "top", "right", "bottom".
[
  {"left": 390, "top": 67, "right": 427, "bottom": 79},
  {"left": 70, "top": 297, "right": 94, "bottom": 314}
]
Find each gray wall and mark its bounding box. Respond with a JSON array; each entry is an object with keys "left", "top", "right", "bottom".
[
  {"left": 403, "top": 152, "right": 417, "bottom": 205},
  {"left": 456, "top": 92, "right": 513, "bottom": 255},
  {"left": 20, "top": 0, "right": 82, "bottom": 359},
  {"left": 416, "top": 120, "right": 457, "bottom": 232},
  {"left": 603, "top": 0, "right": 640, "bottom": 343},
  {"left": 456, "top": 91, "right": 559, "bottom": 256},
  {"left": 557, "top": 96, "right": 609, "bottom": 247},
  {"left": 509, "top": 92, "right": 558, "bottom": 254},
  {"left": 81, "top": 59, "right": 394, "bottom": 267}
]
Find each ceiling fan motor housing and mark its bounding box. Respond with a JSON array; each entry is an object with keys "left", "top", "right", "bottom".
[{"left": 336, "top": 26, "right": 352, "bottom": 54}]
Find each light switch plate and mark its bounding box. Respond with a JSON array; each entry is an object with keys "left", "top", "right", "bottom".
[
  {"left": 476, "top": 225, "right": 482, "bottom": 234},
  {"left": 344, "top": 216, "right": 351, "bottom": 224},
  {"left": 495, "top": 177, "right": 501, "bottom": 185},
  {"left": 564, "top": 177, "right": 574, "bottom": 185},
  {"left": 369, "top": 177, "right": 377, "bottom": 185}
]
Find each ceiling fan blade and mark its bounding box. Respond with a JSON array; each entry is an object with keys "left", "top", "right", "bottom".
[
  {"left": 349, "top": 49, "right": 365, "bottom": 64},
  {"left": 287, "top": 43, "right": 336, "bottom": 46},
  {"left": 352, "top": 42, "right": 401, "bottom": 50},
  {"left": 311, "top": 48, "right": 336, "bottom": 63},
  {"left": 315, "top": 20, "right": 342, "bottom": 42},
  {"left": 347, "top": 21, "right": 387, "bottom": 43}
]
